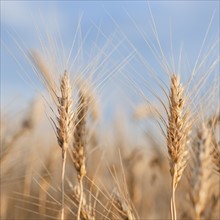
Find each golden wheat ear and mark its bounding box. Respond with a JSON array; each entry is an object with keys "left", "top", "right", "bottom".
[
  {"left": 189, "top": 123, "right": 213, "bottom": 220},
  {"left": 31, "top": 51, "right": 75, "bottom": 219},
  {"left": 69, "top": 88, "right": 89, "bottom": 220},
  {"left": 54, "top": 72, "right": 74, "bottom": 220},
  {"left": 167, "top": 74, "right": 191, "bottom": 220},
  {"left": 72, "top": 90, "right": 88, "bottom": 181}
]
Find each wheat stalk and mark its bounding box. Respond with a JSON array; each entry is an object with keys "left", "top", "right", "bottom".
[
  {"left": 71, "top": 90, "right": 88, "bottom": 220},
  {"left": 31, "top": 51, "right": 74, "bottom": 219},
  {"left": 55, "top": 72, "right": 73, "bottom": 220},
  {"left": 167, "top": 74, "right": 190, "bottom": 220},
  {"left": 190, "top": 123, "right": 213, "bottom": 220}
]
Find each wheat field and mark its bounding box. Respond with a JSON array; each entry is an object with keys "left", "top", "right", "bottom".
[{"left": 1, "top": 1, "right": 220, "bottom": 220}]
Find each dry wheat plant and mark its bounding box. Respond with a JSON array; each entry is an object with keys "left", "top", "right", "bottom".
[{"left": 1, "top": 4, "right": 220, "bottom": 220}]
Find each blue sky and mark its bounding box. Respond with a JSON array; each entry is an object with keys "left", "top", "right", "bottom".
[{"left": 1, "top": 1, "right": 219, "bottom": 114}]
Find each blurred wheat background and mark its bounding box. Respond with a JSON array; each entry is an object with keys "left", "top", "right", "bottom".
[{"left": 1, "top": 1, "right": 219, "bottom": 220}]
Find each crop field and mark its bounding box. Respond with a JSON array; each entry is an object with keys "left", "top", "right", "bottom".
[{"left": 1, "top": 1, "right": 219, "bottom": 220}]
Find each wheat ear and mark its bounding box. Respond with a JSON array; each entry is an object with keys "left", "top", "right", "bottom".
[
  {"left": 31, "top": 52, "right": 73, "bottom": 219},
  {"left": 167, "top": 74, "right": 190, "bottom": 220},
  {"left": 190, "top": 123, "right": 213, "bottom": 220},
  {"left": 55, "top": 72, "right": 73, "bottom": 220},
  {"left": 72, "top": 91, "right": 88, "bottom": 220}
]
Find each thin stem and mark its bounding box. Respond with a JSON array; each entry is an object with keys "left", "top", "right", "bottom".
[
  {"left": 170, "top": 194, "right": 174, "bottom": 220},
  {"left": 171, "top": 177, "right": 177, "bottom": 220},
  {"left": 173, "top": 188, "right": 176, "bottom": 220},
  {"left": 77, "top": 178, "right": 84, "bottom": 220},
  {"left": 61, "top": 149, "right": 67, "bottom": 220}
]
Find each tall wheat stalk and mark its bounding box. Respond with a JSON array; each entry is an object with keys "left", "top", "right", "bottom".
[
  {"left": 190, "top": 123, "right": 213, "bottom": 220},
  {"left": 31, "top": 52, "right": 74, "bottom": 219},
  {"left": 167, "top": 74, "right": 190, "bottom": 220},
  {"left": 72, "top": 91, "right": 88, "bottom": 220},
  {"left": 56, "top": 72, "right": 73, "bottom": 220}
]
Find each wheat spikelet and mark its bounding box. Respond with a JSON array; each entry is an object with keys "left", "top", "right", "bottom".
[
  {"left": 167, "top": 74, "right": 190, "bottom": 220},
  {"left": 190, "top": 123, "right": 213, "bottom": 220}
]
